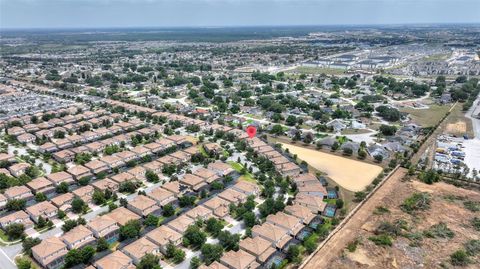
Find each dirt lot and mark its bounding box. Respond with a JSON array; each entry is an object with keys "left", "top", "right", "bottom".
[
  {"left": 303, "top": 168, "right": 480, "bottom": 269},
  {"left": 281, "top": 143, "right": 383, "bottom": 192}
]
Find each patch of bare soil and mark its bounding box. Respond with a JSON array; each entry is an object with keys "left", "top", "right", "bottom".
[{"left": 328, "top": 180, "right": 480, "bottom": 269}]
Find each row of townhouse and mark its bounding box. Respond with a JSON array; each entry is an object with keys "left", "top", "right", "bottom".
[
  {"left": 37, "top": 118, "right": 146, "bottom": 154},
  {"left": 2, "top": 103, "right": 85, "bottom": 131}
]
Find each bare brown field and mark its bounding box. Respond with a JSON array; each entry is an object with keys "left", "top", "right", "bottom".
[{"left": 281, "top": 143, "right": 383, "bottom": 192}]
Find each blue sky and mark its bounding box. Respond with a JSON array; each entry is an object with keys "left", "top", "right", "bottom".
[{"left": 1, "top": 0, "right": 479, "bottom": 29}]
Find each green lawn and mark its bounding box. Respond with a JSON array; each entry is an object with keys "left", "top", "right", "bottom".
[
  {"left": 400, "top": 104, "right": 451, "bottom": 127},
  {"left": 228, "top": 161, "right": 256, "bottom": 183}
]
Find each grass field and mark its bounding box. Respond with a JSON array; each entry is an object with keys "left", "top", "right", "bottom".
[{"left": 400, "top": 104, "right": 451, "bottom": 127}]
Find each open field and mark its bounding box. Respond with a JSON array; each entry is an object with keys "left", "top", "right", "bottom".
[
  {"left": 306, "top": 174, "right": 480, "bottom": 269},
  {"left": 444, "top": 103, "right": 475, "bottom": 138},
  {"left": 281, "top": 143, "right": 382, "bottom": 192},
  {"left": 288, "top": 66, "right": 347, "bottom": 75},
  {"left": 400, "top": 104, "right": 450, "bottom": 127}
]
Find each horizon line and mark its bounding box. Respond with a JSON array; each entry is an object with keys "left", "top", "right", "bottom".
[{"left": 2, "top": 22, "right": 480, "bottom": 32}]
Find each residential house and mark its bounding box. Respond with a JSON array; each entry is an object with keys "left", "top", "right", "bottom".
[
  {"left": 297, "top": 182, "right": 327, "bottom": 198},
  {"left": 87, "top": 215, "right": 120, "bottom": 243},
  {"left": 111, "top": 172, "right": 136, "bottom": 184},
  {"left": 72, "top": 185, "right": 94, "bottom": 203},
  {"left": 239, "top": 237, "right": 277, "bottom": 264},
  {"left": 145, "top": 225, "right": 182, "bottom": 254},
  {"left": 220, "top": 249, "right": 260, "bottom": 269},
  {"left": 106, "top": 207, "right": 141, "bottom": 227},
  {"left": 4, "top": 185, "right": 34, "bottom": 201},
  {"left": 25, "top": 201, "right": 58, "bottom": 223},
  {"left": 195, "top": 167, "right": 221, "bottom": 184},
  {"left": 161, "top": 181, "right": 182, "bottom": 197},
  {"left": 127, "top": 195, "right": 160, "bottom": 217},
  {"left": 94, "top": 250, "right": 134, "bottom": 269},
  {"left": 84, "top": 159, "right": 109, "bottom": 175},
  {"left": 47, "top": 171, "right": 75, "bottom": 186},
  {"left": 17, "top": 133, "right": 36, "bottom": 143},
  {"left": 51, "top": 193, "right": 74, "bottom": 212},
  {"left": 147, "top": 187, "right": 177, "bottom": 208},
  {"left": 8, "top": 162, "right": 31, "bottom": 177},
  {"left": 232, "top": 181, "right": 260, "bottom": 196},
  {"left": 185, "top": 205, "right": 213, "bottom": 221},
  {"left": 26, "top": 176, "right": 55, "bottom": 195},
  {"left": 294, "top": 194, "right": 327, "bottom": 214},
  {"left": 266, "top": 212, "right": 305, "bottom": 238},
  {"left": 61, "top": 225, "right": 96, "bottom": 250},
  {"left": 53, "top": 150, "right": 75, "bottom": 163},
  {"left": 284, "top": 204, "right": 316, "bottom": 225},
  {"left": 218, "top": 189, "right": 247, "bottom": 204},
  {"left": 208, "top": 161, "right": 235, "bottom": 177},
  {"left": 166, "top": 214, "right": 195, "bottom": 234},
  {"left": 100, "top": 155, "right": 125, "bottom": 170},
  {"left": 32, "top": 237, "right": 68, "bottom": 269},
  {"left": 179, "top": 174, "right": 208, "bottom": 192},
  {"left": 122, "top": 237, "right": 161, "bottom": 265},
  {"left": 67, "top": 165, "right": 92, "bottom": 180},
  {"left": 0, "top": 211, "right": 33, "bottom": 229},
  {"left": 251, "top": 223, "right": 292, "bottom": 249},
  {"left": 91, "top": 178, "right": 119, "bottom": 193},
  {"left": 203, "top": 196, "right": 230, "bottom": 218}
]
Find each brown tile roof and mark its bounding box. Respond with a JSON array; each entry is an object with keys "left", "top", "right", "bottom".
[
  {"left": 220, "top": 250, "right": 258, "bottom": 269},
  {"left": 95, "top": 250, "right": 134, "bottom": 269},
  {"left": 106, "top": 207, "right": 141, "bottom": 226},
  {"left": 146, "top": 225, "right": 182, "bottom": 246},
  {"left": 122, "top": 237, "right": 159, "bottom": 261},
  {"left": 239, "top": 237, "right": 276, "bottom": 263},
  {"left": 31, "top": 237, "right": 67, "bottom": 263}
]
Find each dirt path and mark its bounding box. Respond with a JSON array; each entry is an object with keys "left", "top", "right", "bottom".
[{"left": 302, "top": 167, "right": 407, "bottom": 269}]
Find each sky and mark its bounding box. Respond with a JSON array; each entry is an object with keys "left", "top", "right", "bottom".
[{"left": 1, "top": 0, "right": 479, "bottom": 29}]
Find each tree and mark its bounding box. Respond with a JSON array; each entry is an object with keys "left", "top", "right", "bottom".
[
  {"left": 35, "top": 192, "right": 47, "bottom": 202},
  {"left": 5, "top": 223, "right": 24, "bottom": 240},
  {"left": 80, "top": 246, "right": 95, "bottom": 264},
  {"left": 56, "top": 182, "right": 69, "bottom": 193},
  {"left": 96, "top": 237, "right": 109, "bottom": 252},
  {"left": 243, "top": 211, "right": 257, "bottom": 228},
  {"left": 286, "top": 245, "right": 301, "bottom": 264},
  {"left": 217, "top": 231, "right": 240, "bottom": 251},
  {"left": 144, "top": 214, "right": 159, "bottom": 227},
  {"left": 6, "top": 199, "right": 26, "bottom": 211},
  {"left": 62, "top": 220, "right": 79, "bottom": 232},
  {"left": 16, "top": 257, "right": 32, "bottom": 269},
  {"left": 342, "top": 147, "right": 353, "bottom": 156},
  {"left": 190, "top": 256, "right": 201, "bottom": 269},
  {"left": 137, "top": 253, "right": 162, "bottom": 269},
  {"left": 166, "top": 243, "right": 185, "bottom": 264},
  {"left": 205, "top": 218, "right": 224, "bottom": 237},
  {"left": 64, "top": 249, "right": 81, "bottom": 268},
  {"left": 183, "top": 225, "right": 207, "bottom": 248},
  {"left": 354, "top": 191, "right": 367, "bottom": 202},
  {"left": 201, "top": 243, "right": 223, "bottom": 265},
  {"left": 92, "top": 189, "right": 106, "bottom": 205},
  {"left": 379, "top": 125, "right": 397, "bottom": 136},
  {"left": 145, "top": 170, "right": 160, "bottom": 183},
  {"left": 120, "top": 220, "right": 142, "bottom": 240},
  {"left": 162, "top": 204, "right": 175, "bottom": 217},
  {"left": 374, "top": 154, "right": 383, "bottom": 163},
  {"left": 71, "top": 198, "right": 86, "bottom": 213},
  {"left": 22, "top": 237, "right": 41, "bottom": 256}
]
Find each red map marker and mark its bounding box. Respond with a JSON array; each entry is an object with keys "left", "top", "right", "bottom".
[{"left": 246, "top": 125, "right": 257, "bottom": 139}]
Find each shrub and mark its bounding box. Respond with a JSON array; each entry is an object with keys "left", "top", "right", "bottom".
[
  {"left": 368, "top": 234, "right": 392, "bottom": 246},
  {"left": 450, "top": 249, "right": 470, "bottom": 266},
  {"left": 423, "top": 222, "right": 454, "bottom": 239},
  {"left": 464, "top": 240, "right": 480, "bottom": 256},
  {"left": 401, "top": 192, "right": 431, "bottom": 213}
]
